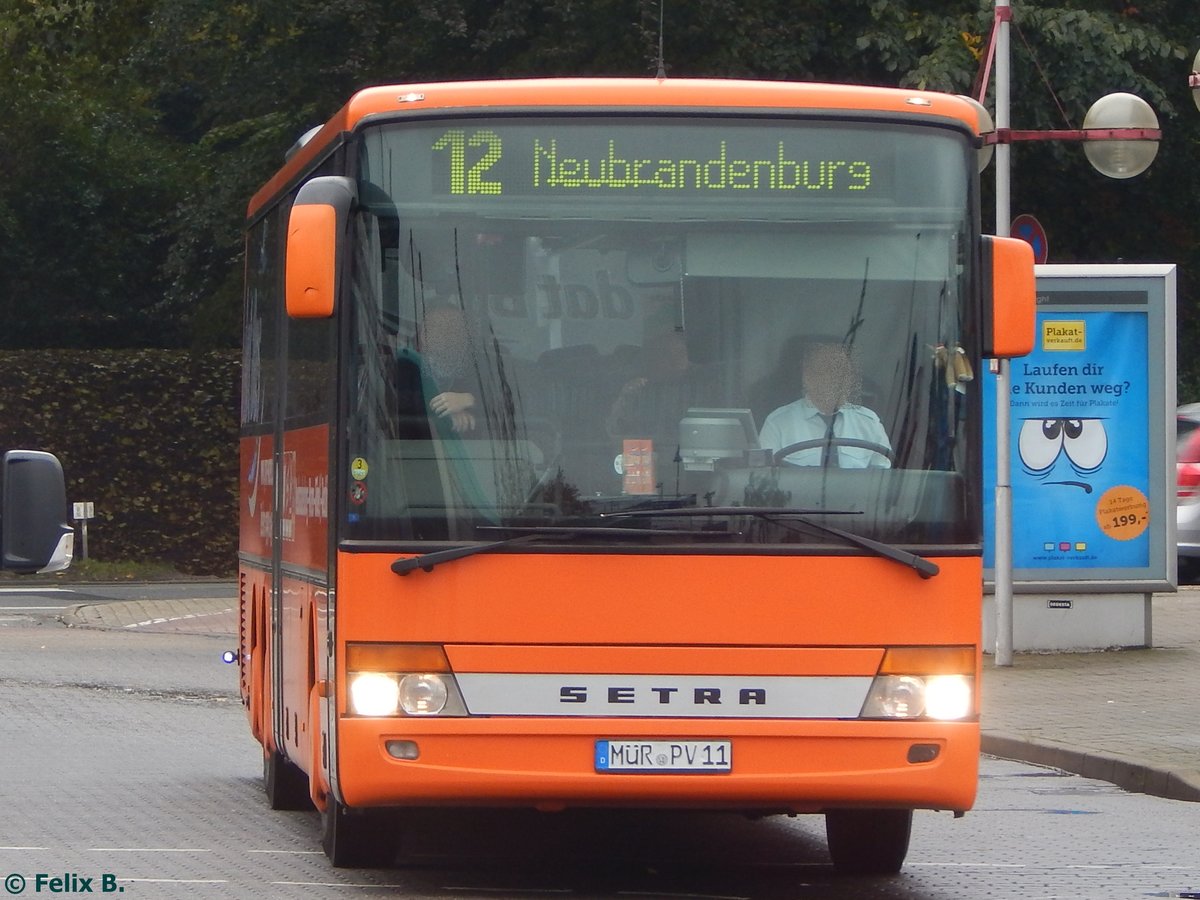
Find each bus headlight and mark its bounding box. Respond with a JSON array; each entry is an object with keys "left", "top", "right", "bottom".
[
  {"left": 862, "top": 675, "right": 925, "bottom": 718},
  {"left": 860, "top": 647, "right": 976, "bottom": 720},
  {"left": 398, "top": 673, "right": 449, "bottom": 715},
  {"left": 923, "top": 674, "right": 973, "bottom": 720},
  {"left": 349, "top": 672, "right": 401, "bottom": 717},
  {"left": 346, "top": 643, "right": 469, "bottom": 717}
]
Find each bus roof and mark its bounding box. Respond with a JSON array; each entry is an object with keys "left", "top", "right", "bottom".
[{"left": 247, "top": 77, "right": 984, "bottom": 221}]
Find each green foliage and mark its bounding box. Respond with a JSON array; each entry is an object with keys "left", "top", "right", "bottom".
[
  {"left": 0, "top": 557, "right": 195, "bottom": 583},
  {"left": 0, "top": 0, "right": 187, "bottom": 348},
  {"left": 854, "top": 1, "right": 1199, "bottom": 393},
  {"left": 2, "top": 1, "right": 1200, "bottom": 384},
  {"left": 0, "top": 350, "right": 239, "bottom": 574}
]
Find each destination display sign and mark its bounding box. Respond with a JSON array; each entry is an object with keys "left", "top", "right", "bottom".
[
  {"left": 428, "top": 124, "right": 889, "bottom": 199},
  {"left": 363, "top": 119, "right": 930, "bottom": 204}
]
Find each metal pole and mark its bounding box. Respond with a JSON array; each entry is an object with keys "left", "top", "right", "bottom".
[{"left": 993, "top": 0, "right": 1014, "bottom": 666}]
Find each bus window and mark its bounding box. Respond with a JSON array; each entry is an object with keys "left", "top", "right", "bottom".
[{"left": 344, "top": 118, "right": 975, "bottom": 547}]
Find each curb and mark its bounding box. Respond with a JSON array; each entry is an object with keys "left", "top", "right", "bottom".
[
  {"left": 61, "top": 599, "right": 236, "bottom": 636},
  {"left": 982, "top": 731, "right": 1200, "bottom": 803}
]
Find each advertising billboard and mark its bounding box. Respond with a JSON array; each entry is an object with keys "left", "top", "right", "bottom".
[{"left": 984, "top": 265, "right": 1176, "bottom": 590}]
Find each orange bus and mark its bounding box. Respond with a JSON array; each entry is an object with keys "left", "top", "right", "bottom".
[{"left": 238, "top": 77, "right": 1034, "bottom": 875}]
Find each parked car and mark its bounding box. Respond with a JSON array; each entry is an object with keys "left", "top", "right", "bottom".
[{"left": 1176, "top": 404, "right": 1200, "bottom": 582}]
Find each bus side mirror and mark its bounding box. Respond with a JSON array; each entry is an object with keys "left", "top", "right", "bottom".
[
  {"left": 1, "top": 450, "right": 74, "bottom": 574},
  {"left": 285, "top": 176, "right": 357, "bottom": 319},
  {"left": 982, "top": 235, "right": 1036, "bottom": 359}
]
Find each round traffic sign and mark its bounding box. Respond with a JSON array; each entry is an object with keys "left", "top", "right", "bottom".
[{"left": 1011, "top": 213, "right": 1048, "bottom": 264}]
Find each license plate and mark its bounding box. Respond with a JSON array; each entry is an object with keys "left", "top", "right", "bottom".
[{"left": 595, "top": 740, "right": 732, "bottom": 773}]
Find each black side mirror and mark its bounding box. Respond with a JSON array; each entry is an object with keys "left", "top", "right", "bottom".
[{"left": 1, "top": 450, "right": 74, "bottom": 573}]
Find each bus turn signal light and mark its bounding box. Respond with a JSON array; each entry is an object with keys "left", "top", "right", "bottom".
[
  {"left": 347, "top": 642, "right": 451, "bottom": 672},
  {"left": 877, "top": 646, "right": 975, "bottom": 676}
]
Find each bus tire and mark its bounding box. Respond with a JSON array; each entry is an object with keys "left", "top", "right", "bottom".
[
  {"left": 321, "top": 801, "right": 395, "bottom": 868},
  {"left": 824, "top": 808, "right": 912, "bottom": 875},
  {"left": 263, "top": 748, "right": 314, "bottom": 811}
]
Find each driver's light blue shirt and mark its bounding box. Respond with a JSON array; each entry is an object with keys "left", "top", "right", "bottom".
[{"left": 759, "top": 398, "right": 892, "bottom": 468}]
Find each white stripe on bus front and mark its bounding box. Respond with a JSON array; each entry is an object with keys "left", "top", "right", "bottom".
[{"left": 454, "top": 673, "right": 871, "bottom": 718}]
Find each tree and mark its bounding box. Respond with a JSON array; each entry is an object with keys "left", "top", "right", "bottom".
[
  {"left": 0, "top": 0, "right": 186, "bottom": 348},
  {"left": 856, "top": 0, "right": 1198, "bottom": 392},
  {"left": 3, "top": 0, "right": 1199, "bottom": 392}
]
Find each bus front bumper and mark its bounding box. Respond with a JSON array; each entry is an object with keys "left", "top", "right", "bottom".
[{"left": 334, "top": 717, "right": 980, "bottom": 813}]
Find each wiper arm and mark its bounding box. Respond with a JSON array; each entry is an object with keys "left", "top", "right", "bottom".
[
  {"left": 393, "top": 533, "right": 545, "bottom": 575},
  {"left": 602, "top": 506, "right": 939, "bottom": 579},
  {"left": 759, "top": 513, "right": 939, "bottom": 579},
  {"left": 392, "top": 523, "right": 739, "bottom": 576}
]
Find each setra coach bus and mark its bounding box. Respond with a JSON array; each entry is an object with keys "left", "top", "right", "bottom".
[{"left": 238, "top": 77, "right": 1034, "bottom": 874}]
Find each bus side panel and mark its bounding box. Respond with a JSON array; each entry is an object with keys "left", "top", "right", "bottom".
[
  {"left": 238, "top": 433, "right": 274, "bottom": 747},
  {"left": 239, "top": 434, "right": 273, "bottom": 562},
  {"left": 279, "top": 573, "right": 319, "bottom": 772},
  {"left": 237, "top": 566, "right": 272, "bottom": 744},
  {"left": 276, "top": 424, "right": 331, "bottom": 777},
  {"left": 278, "top": 424, "right": 330, "bottom": 574}
]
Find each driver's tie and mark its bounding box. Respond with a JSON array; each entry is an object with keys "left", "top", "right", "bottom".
[{"left": 819, "top": 411, "right": 840, "bottom": 467}]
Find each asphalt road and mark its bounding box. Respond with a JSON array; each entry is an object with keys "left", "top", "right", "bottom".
[{"left": 2, "top": 617, "right": 1199, "bottom": 898}]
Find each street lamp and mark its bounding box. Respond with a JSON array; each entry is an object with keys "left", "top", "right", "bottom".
[
  {"left": 1081, "top": 93, "right": 1160, "bottom": 179},
  {"left": 978, "top": 0, "right": 1161, "bottom": 667},
  {"left": 1190, "top": 48, "right": 1200, "bottom": 113},
  {"left": 981, "top": 91, "right": 1161, "bottom": 179}
]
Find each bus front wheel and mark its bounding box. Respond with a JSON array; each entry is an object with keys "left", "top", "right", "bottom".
[
  {"left": 263, "top": 748, "right": 313, "bottom": 811},
  {"left": 321, "top": 801, "right": 396, "bottom": 868},
  {"left": 824, "top": 808, "right": 912, "bottom": 875}
]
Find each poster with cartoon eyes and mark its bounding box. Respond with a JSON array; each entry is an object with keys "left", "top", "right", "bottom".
[{"left": 983, "top": 267, "right": 1174, "bottom": 582}]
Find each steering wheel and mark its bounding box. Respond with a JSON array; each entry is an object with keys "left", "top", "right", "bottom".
[{"left": 772, "top": 437, "right": 895, "bottom": 467}]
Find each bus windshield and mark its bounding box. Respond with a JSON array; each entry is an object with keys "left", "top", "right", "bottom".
[{"left": 344, "top": 116, "right": 978, "bottom": 549}]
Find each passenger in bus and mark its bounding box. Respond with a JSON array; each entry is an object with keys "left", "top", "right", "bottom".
[
  {"left": 605, "top": 327, "right": 704, "bottom": 453},
  {"left": 758, "top": 341, "right": 891, "bottom": 468},
  {"left": 396, "top": 305, "right": 481, "bottom": 435}
]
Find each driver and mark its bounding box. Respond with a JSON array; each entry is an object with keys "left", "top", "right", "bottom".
[{"left": 758, "top": 341, "right": 891, "bottom": 468}]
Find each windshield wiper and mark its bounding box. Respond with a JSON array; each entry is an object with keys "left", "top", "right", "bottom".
[
  {"left": 393, "top": 532, "right": 546, "bottom": 575},
  {"left": 601, "top": 506, "right": 939, "bottom": 579},
  {"left": 391, "top": 523, "right": 739, "bottom": 576}
]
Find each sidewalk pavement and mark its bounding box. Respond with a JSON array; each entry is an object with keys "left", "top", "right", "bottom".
[
  {"left": 59, "top": 586, "right": 1200, "bottom": 802},
  {"left": 63, "top": 595, "right": 238, "bottom": 636},
  {"left": 980, "top": 587, "right": 1200, "bottom": 803}
]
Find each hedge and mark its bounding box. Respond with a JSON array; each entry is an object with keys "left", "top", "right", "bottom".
[{"left": 0, "top": 350, "right": 239, "bottom": 575}]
